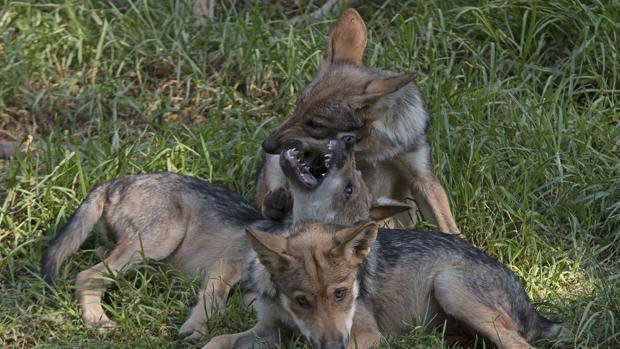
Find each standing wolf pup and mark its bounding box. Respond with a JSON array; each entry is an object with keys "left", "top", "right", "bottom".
[
  {"left": 256, "top": 8, "right": 460, "bottom": 235},
  {"left": 205, "top": 222, "right": 567, "bottom": 349},
  {"left": 40, "top": 138, "right": 407, "bottom": 340}
]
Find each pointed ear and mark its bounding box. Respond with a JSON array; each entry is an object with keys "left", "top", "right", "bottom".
[
  {"left": 347, "top": 73, "right": 416, "bottom": 109},
  {"left": 330, "top": 221, "right": 378, "bottom": 266},
  {"left": 369, "top": 197, "right": 413, "bottom": 221},
  {"left": 246, "top": 228, "right": 291, "bottom": 272},
  {"left": 322, "top": 8, "right": 367, "bottom": 70}
]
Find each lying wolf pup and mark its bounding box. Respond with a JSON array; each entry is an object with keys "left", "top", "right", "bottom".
[
  {"left": 40, "top": 138, "right": 408, "bottom": 340},
  {"left": 206, "top": 222, "right": 568, "bottom": 349}
]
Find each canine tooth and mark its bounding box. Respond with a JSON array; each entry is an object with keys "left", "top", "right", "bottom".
[{"left": 327, "top": 139, "right": 337, "bottom": 150}]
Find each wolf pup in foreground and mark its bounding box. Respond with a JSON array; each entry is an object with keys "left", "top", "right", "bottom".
[
  {"left": 40, "top": 138, "right": 408, "bottom": 340},
  {"left": 205, "top": 225, "right": 568, "bottom": 349},
  {"left": 256, "top": 8, "right": 460, "bottom": 235}
]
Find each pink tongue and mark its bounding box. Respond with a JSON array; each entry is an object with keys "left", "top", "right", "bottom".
[{"left": 300, "top": 172, "right": 318, "bottom": 186}]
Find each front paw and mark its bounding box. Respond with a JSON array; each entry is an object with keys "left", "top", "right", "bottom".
[
  {"left": 179, "top": 318, "right": 208, "bottom": 341},
  {"left": 262, "top": 188, "right": 292, "bottom": 220},
  {"left": 201, "top": 334, "right": 232, "bottom": 349},
  {"left": 82, "top": 311, "right": 117, "bottom": 333}
]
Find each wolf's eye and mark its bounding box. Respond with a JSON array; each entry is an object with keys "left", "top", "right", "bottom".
[
  {"left": 341, "top": 135, "right": 356, "bottom": 145},
  {"left": 334, "top": 288, "right": 347, "bottom": 302},
  {"left": 344, "top": 183, "right": 353, "bottom": 200},
  {"left": 296, "top": 295, "right": 312, "bottom": 309}
]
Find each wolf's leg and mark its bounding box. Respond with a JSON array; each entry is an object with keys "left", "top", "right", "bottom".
[
  {"left": 201, "top": 323, "right": 281, "bottom": 349},
  {"left": 255, "top": 154, "right": 292, "bottom": 220},
  {"left": 75, "top": 240, "right": 141, "bottom": 330},
  {"left": 180, "top": 259, "right": 240, "bottom": 340},
  {"left": 348, "top": 304, "right": 382, "bottom": 349},
  {"left": 398, "top": 145, "right": 461, "bottom": 235},
  {"left": 433, "top": 271, "right": 535, "bottom": 349},
  {"left": 76, "top": 230, "right": 184, "bottom": 330}
]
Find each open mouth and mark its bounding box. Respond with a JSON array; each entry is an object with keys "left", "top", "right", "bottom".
[{"left": 280, "top": 140, "right": 340, "bottom": 189}]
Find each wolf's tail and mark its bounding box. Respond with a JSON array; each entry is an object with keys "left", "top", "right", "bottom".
[
  {"left": 41, "top": 184, "right": 108, "bottom": 284},
  {"left": 527, "top": 312, "right": 570, "bottom": 343}
]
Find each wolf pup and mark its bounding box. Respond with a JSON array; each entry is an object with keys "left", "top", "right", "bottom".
[
  {"left": 40, "top": 138, "right": 407, "bottom": 340},
  {"left": 256, "top": 8, "right": 460, "bottom": 235},
  {"left": 205, "top": 221, "right": 567, "bottom": 349}
]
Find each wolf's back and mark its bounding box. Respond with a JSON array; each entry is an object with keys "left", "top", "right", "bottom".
[{"left": 40, "top": 184, "right": 108, "bottom": 284}]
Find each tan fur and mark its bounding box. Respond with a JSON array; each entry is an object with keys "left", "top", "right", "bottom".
[
  {"left": 204, "top": 220, "right": 563, "bottom": 349},
  {"left": 71, "top": 206, "right": 251, "bottom": 337},
  {"left": 324, "top": 8, "right": 367, "bottom": 66},
  {"left": 75, "top": 226, "right": 187, "bottom": 329},
  {"left": 258, "top": 8, "right": 461, "bottom": 235},
  {"left": 246, "top": 223, "right": 377, "bottom": 349},
  {"left": 43, "top": 151, "right": 409, "bottom": 339},
  {"left": 348, "top": 304, "right": 381, "bottom": 349},
  {"left": 178, "top": 259, "right": 239, "bottom": 340},
  {"left": 284, "top": 139, "right": 411, "bottom": 226},
  {"left": 203, "top": 323, "right": 284, "bottom": 349}
]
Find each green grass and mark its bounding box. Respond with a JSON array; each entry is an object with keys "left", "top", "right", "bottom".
[{"left": 1, "top": 0, "right": 618, "bottom": 347}]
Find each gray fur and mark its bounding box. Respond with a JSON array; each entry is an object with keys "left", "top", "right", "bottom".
[
  {"left": 256, "top": 9, "right": 460, "bottom": 234},
  {"left": 40, "top": 172, "right": 271, "bottom": 337},
  {"left": 218, "top": 224, "right": 568, "bottom": 349},
  {"left": 360, "top": 228, "right": 564, "bottom": 344},
  {"left": 39, "top": 140, "right": 380, "bottom": 339},
  {"left": 41, "top": 184, "right": 107, "bottom": 284},
  {"left": 41, "top": 173, "right": 262, "bottom": 284}
]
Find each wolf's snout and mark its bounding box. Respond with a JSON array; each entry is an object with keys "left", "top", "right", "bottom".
[{"left": 262, "top": 137, "right": 280, "bottom": 154}]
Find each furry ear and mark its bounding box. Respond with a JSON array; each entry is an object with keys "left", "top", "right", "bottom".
[
  {"left": 321, "top": 8, "right": 367, "bottom": 70},
  {"left": 246, "top": 228, "right": 291, "bottom": 272},
  {"left": 330, "top": 221, "right": 378, "bottom": 266},
  {"left": 347, "top": 73, "right": 416, "bottom": 109},
  {"left": 369, "top": 197, "right": 413, "bottom": 221}
]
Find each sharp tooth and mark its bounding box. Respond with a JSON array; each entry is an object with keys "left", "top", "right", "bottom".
[{"left": 327, "top": 139, "right": 337, "bottom": 150}]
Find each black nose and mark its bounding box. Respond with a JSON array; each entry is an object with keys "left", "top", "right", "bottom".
[{"left": 262, "top": 137, "right": 280, "bottom": 154}]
